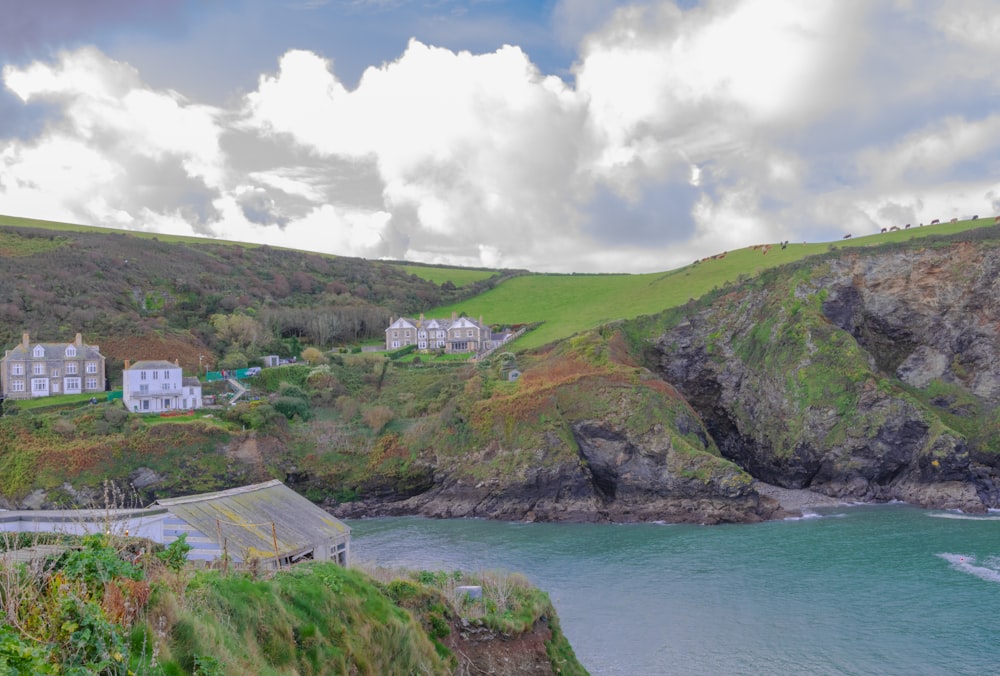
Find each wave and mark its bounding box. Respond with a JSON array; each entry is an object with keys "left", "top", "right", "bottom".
[
  {"left": 784, "top": 510, "right": 848, "bottom": 521},
  {"left": 938, "top": 553, "right": 1000, "bottom": 583},
  {"left": 927, "top": 512, "right": 1000, "bottom": 521}
]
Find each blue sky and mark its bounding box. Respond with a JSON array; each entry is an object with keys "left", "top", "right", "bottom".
[{"left": 2, "top": 0, "right": 999, "bottom": 273}]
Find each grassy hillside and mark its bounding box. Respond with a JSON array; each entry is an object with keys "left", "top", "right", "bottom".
[
  {"left": 0, "top": 532, "right": 584, "bottom": 674},
  {"left": 2, "top": 211, "right": 994, "bottom": 356},
  {"left": 428, "top": 218, "right": 996, "bottom": 350}
]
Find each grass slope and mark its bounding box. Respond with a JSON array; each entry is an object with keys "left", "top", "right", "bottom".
[
  {"left": 428, "top": 218, "right": 996, "bottom": 350},
  {"left": 3, "top": 211, "right": 994, "bottom": 353}
]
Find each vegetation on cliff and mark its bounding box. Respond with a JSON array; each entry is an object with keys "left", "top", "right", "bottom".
[{"left": 0, "top": 530, "right": 585, "bottom": 674}]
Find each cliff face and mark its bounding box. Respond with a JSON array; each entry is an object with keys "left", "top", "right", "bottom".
[
  {"left": 651, "top": 240, "right": 1000, "bottom": 512},
  {"left": 333, "top": 343, "right": 782, "bottom": 525}
]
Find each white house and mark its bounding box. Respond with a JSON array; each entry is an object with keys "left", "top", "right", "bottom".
[{"left": 122, "top": 359, "right": 202, "bottom": 413}]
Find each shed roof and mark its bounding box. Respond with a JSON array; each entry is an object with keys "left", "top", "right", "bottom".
[{"left": 154, "top": 480, "right": 349, "bottom": 562}]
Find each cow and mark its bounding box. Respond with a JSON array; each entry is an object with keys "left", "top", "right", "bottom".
[
  {"left": 880, "top": 227, "right": 887, "bottom": 233},
  {"left": 973, "top": 215, "right": 979, "bottom": 220},
  {"left": 931, "top": 219, "right": 940, "bottom": 224},
  {"left": 994, "top": 216, "right": 1000, "bottom": 224},
  {"left": 950, "top": 218, "right": 958, "bottom": 223},
  {"left": 843, "top": 233, "right": 852, "bottom": 239},
  {"left": 890, "top": 226, "right": 900, "bottom": 231},
  {"left": 905, "top": 224, "right": 911, "bottom": 229}
]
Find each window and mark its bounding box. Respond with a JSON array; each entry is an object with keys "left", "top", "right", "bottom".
[
  {"left": 65, "top": 377, "right": 81, "bottom": 391},
  {"left": 391, "top": 340, "right": 400, "bottom": 348},
  {"left": 152, "top": 371, "right": 159, "bottom": 380},
  {"left": 66, "top": 362, "right": 78, "bottom": 374},
  {"left": 142, "top": 400, "right": 150, "bottom": 411},
  {"left": 163, "top": 370, "right": 169, "bottom": 379},
  {"left": 11, "top": 380, "right": 24, "bottom": 392},
  {"left": 33, "top": 346, "right": 44, "bottom": 358},
  {"left": 33, "top": 363, "right": 45, "bottom": 375},
  {"left": 65, "top": 345, "right": 76, "bottom": 357},
  {"left": 85, "top": 378, "right": 97, "bottom": 390},
  {"left": 11, "top": 363, "right": 23, "bottom": 375},
  {"left": 467, "top": 330, "right": 473, "bottom": 337},
  {"left": 32, "top": 379, "right": 47, "bottom": 392},
  {"left": 162, "top": 383, "right": 170, "bottom": 391},
  {"left": 140, "top": 371, "right": 146, "bottom": 380},
  {"left": 51, "top": 368, "right": 59, "bottom": 377},
  {"left": 140, "top": 384, "right": 149, "bottom": 393},
  {"left": 86, "top": 362, "right": 97, "bottom": 374}
]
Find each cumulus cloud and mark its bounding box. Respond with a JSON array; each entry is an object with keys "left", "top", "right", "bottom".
[{"left": 1, "top": 1, "right": 999, "bottom": 272}]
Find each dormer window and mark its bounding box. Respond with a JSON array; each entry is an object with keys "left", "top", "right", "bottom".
[
  {"left": 65, "top": 345, "right": 77, "bottom": 357},
  {"left": 32, "top": 345, "right": 44, "bottom": 358}
]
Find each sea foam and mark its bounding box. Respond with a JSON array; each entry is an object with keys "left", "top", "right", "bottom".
[{"left": 938, "top": 553, "right": 1000, "bottom": 583}]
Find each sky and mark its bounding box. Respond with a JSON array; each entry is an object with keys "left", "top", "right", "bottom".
[{"left": 1, "top": 0, "right": 999, "bottom": 274}]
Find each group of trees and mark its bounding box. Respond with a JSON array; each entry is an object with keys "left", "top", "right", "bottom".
[{"left": 0, "top": 225, "right": 522, "bottom": 368}]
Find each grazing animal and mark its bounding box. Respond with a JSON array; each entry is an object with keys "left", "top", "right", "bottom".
[
  {"left": 973, "top": 215, "right": 979, "bottom": 220},
  {"left": 931, "top": 219, "right": 940, "bottom": 224},
  {"left": 843, "top": 233, "right": 852, "bottom": 239},
  {"left": 994, "top": 216, "right": 1000, "bottom": 224},
  {"left": 890, "top": 226, "right": 900, "bottom": 231},
  {"left": 950, "top": 218, "right": 958, "bottom": 223},
  {"left": 780, "top": 240, "right": 788, "bottom": 249},
  {"left": 880, "top": 227, "right": 887, "bottom": 233},
  {"left": 904, "top": 224, "right": 911, "bottom": 229}
]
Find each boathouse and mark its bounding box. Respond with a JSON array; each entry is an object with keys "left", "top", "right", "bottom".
[{"left": 0, "top": 480, "right": 350, "bottom": 569}]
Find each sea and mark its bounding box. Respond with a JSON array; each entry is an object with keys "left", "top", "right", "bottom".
[{"left": 347, "top": 504, "right": 1000, "bottom": 676}]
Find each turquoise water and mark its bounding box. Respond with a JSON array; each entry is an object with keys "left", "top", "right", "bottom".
[{"left": 348, "top": 505, "right": 1000, "bottom": 675}]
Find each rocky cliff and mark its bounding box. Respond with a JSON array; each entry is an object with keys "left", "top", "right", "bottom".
[
  {"left": 332, "top": 337, "right": 783, "bottom": 524},
  {"left": 649, "top": 237, "right": 1000, "bottom": 512}
]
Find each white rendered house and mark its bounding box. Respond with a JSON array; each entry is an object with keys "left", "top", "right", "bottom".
[{"left": 122, "top": 359, "right": 202, "bottom": 413}]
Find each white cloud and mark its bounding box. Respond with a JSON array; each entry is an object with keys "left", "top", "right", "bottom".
[{"left": 1, "top": 2, "right": 999, "bottom": 273}]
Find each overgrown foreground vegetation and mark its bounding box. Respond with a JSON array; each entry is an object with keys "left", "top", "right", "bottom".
[{"left": 0, "top": 532, "right": 585, "bottom": 675}]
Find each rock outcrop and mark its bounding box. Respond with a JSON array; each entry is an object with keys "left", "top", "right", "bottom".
[{"left": 651, "top": 239, "right": 1000, "bottom": 512}]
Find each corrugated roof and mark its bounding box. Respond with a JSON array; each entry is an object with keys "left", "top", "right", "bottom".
[{"left": 155, "top": 480, "right": 349, "bottom": 563}]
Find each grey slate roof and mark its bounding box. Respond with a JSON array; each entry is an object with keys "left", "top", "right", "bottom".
[
  {"left": 154, "top": 480, "right": 349, "bottom": 562},
  {"left": 4, "top": 339, "right": 102, "bottom": 360}
]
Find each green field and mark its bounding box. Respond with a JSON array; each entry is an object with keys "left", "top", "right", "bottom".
[
  {"left": 390, "top": 263, "right": 501, "bottom": 287},
  {"left": 428, "top": 218, "right": 996, "bottom": 350}
]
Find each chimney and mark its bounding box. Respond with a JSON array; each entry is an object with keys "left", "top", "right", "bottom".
[
  {"left": 22, "top": 332, "right": 29, "bottom": 349},
  {"left": 452, "top": 311, "right": 457, "bottom": 321},
  {"left": 124, "top": 359, "right": 131, "bottom": 370},
  {"left": 75, "top": 332, "right": 83, "bottom": 347},
  {"left": 175, "top": 358, "right": 180, "bottom": 366}
]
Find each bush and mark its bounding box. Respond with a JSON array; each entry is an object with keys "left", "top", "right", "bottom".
[{"left": 272, "top": 396, "right": 310, "bottom": 421}]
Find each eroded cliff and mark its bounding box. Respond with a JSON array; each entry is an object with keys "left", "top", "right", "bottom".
[{"left": 648, "top": 238, "right": 1000, "bottom": 511}]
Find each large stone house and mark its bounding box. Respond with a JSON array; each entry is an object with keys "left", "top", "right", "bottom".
[
  {"left": 122, "top": 359, "right": 202, "bottom": 413},
  {"left": 1, "top": 332, "right": 106, "bottom": 400},
  {"left": 386, "top": 313, "right": 502, "bottom": 354}
]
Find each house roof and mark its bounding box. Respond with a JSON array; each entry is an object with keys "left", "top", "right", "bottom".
[
  {"left": 154, "top": 480, "right": 349, "bottom": 562},
  {"left": 4, "top": 340, "right": 102, "bottom": 360},
  {"left": 128, "top": 360, "right": 180, "bottom": 370}
]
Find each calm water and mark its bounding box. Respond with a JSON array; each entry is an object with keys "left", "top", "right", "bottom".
[{"left": 347, "top": 505, "right": 1000, "bottom": 675}]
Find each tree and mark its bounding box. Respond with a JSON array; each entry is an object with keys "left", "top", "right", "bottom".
[{"left": 301, "top": 347, "right": 328, "bottom": 365}]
